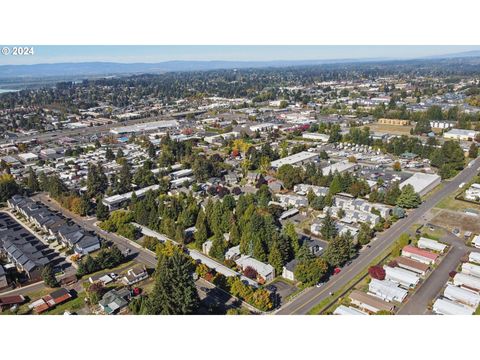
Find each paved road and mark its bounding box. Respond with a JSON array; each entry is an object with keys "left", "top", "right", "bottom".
[
  {"left": 398, "top": 225, "right": 480, "bottom": 315},
  {"left": 0, "top": 110, "right": 205, "bottom": 146},
  {"left": 277, "top": 157, "right": 480, "bottom": 315}
]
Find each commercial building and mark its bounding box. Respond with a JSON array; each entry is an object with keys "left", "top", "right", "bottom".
[
  {"left": 270, "top": 151, "right": 319, "bottom": 169},
  {"left": 302, "top": 133, "right": 330, "bottom": 142},
  {"left": 399, "top": 172, "right": 441, "bottom": 196},
  {"left": 432, "top": 298, "right": 475, "bottom": 315},
  {"left": 321, "top": 161, "right": 356, "bottom": 175},
  {"left": 110, "top": 120, "right": 179, "bottom": 135},
  {"left": 443, "top": 128, "right": 477, "bottom": 141},
  {"left": 204, "top": 131, "right": 240, "bottom": 144}
]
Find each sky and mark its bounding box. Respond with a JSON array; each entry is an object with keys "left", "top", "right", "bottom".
[{"left": 1, "top": 45, "right": 480, "bottom": 65}]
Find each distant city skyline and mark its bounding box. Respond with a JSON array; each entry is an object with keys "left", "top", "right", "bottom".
[{"left": 1, "top": 45, "right": 480, "bottom": 65}]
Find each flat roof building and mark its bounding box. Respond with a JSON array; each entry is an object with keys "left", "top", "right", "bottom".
[
  {"left": 110, "top": 120, "right": 179, "bottom": 135},
  {"left": 270, "top": 151, "right": 319, "bottom": 169},
  {"left": 399, "top": 172, "right": 441, "bottom": 196}
]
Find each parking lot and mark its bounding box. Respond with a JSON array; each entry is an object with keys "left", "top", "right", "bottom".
[{"left": 268, "top": 279, "right": 298, "bottom": 306}]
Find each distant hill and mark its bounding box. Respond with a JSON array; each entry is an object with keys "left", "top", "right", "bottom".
[
  {"left": 0, "top": 58, "right": 386, "bottom": 79},
  {"left": 1, "top": 51, "right": 480, "bottom": 83}
]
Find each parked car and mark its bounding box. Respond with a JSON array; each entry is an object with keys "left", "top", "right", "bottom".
[{"left": 333, "top": 267, "right": 341, "bottom": 275}]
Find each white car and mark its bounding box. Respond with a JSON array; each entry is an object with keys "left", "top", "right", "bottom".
[{"left": 316, "top": 282, "right": 324, "bottom": 288}]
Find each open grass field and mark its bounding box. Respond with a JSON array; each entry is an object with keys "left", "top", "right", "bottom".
[
  {"left": 431, "top": 209, "right": 480, "bottom": 234},
  {"left": 367, "top": 123, "right": 413, "bottom": 136}
]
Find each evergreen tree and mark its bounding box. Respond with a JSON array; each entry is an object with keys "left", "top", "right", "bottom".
[
  {"left": 105, "top": 147, "right": 115, "bottom": 161},
  {"left": 283, "top": 222, "right": 300, "bottom": 256},
  {"left": 320, "top": 211, "right": 337, "bottom": 241},
  {"left": 95, "top": 197, "right": 110, "bottom": 221},
  {"left": 328, "top": 172, "right": 343, "bottom": 195},
  {"left": 324, "top": 231, "right": 356, "bottom": 267},
  {"left": 469, "top": 143, "right": 478, "bottom": 159},
  {"left": 42, "top": 264, "right": 58, "bottom": 288},
  {"left": 148, "top": 142, "right": 157, "bottom": 158},
  {"left": 396, "top": 184, "right": 421, "bottom": 209},
  {"left": 27, "top": 167, "right": 40, "bottom": 192},
  {"left": 194, "top": 209, "right": 209, "bottom": 247},
  {"left": 229, "top": 220, "right": 241, "bottom": 246},
  {"left": 117, "top": 160, "right": 132, "bottom": 193},
  {"left": 268, "top": 241, "right": 284, "bottom": 275},
  {"left": 146, "top": 253, "right": 199, "bottom": 315},
  {"left": 209, "top": 232, "right": 226, "bottom": 260}
]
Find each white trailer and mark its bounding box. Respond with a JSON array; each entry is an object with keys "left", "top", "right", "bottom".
[
  {"left": 453, "top": 273, "right": 480, "bottom": 293},
  {"left": 368, "top": 279, "right": 408, "bottom": 303},
  {"left": 417, "top": 237, "right": 447, "bottom": 253},
  {"left": 333, "top": 305, "right": 367, "bottom": 315},
  {"left": 432, "top": 298, "right": 474, "bottom": 315},
  {"left": 469, "top": 252, "right": 480, "bottom": 264},
  {"left": 461, "top": 262, "right": 480, "bottom": 278},
  {"left": 383, "top": 265, "right": 420, "bottom": 288},
  {"left": 443, "top": 284, "right": 480, "bottom": 308}
]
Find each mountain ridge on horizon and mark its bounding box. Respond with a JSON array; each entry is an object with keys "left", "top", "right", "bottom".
[{"left": 1, "top": 49, "right": 480, "bottom": 80}]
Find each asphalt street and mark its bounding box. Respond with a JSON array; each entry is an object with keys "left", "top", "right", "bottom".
[
  {"left": 0, "top": 110, "right": 204, "bottom": 146},
  {"left": 277, "top": 156, "right": 480, "bottom": 315}
]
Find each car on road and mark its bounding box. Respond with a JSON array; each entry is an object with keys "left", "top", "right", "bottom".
[
  {"left": 316, "top": 282, "right": 324, "bottom": 288},
  {"left": 333, "top": 267, "right": 341, "bottom": 275}
]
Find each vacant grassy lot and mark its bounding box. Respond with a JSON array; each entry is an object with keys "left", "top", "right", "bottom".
[
  {"left": 367, "top": 123, "right": 413, "bottom": 136},
  {"left": 431, "top": 210, "right": 480, "bottom": 234}
]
